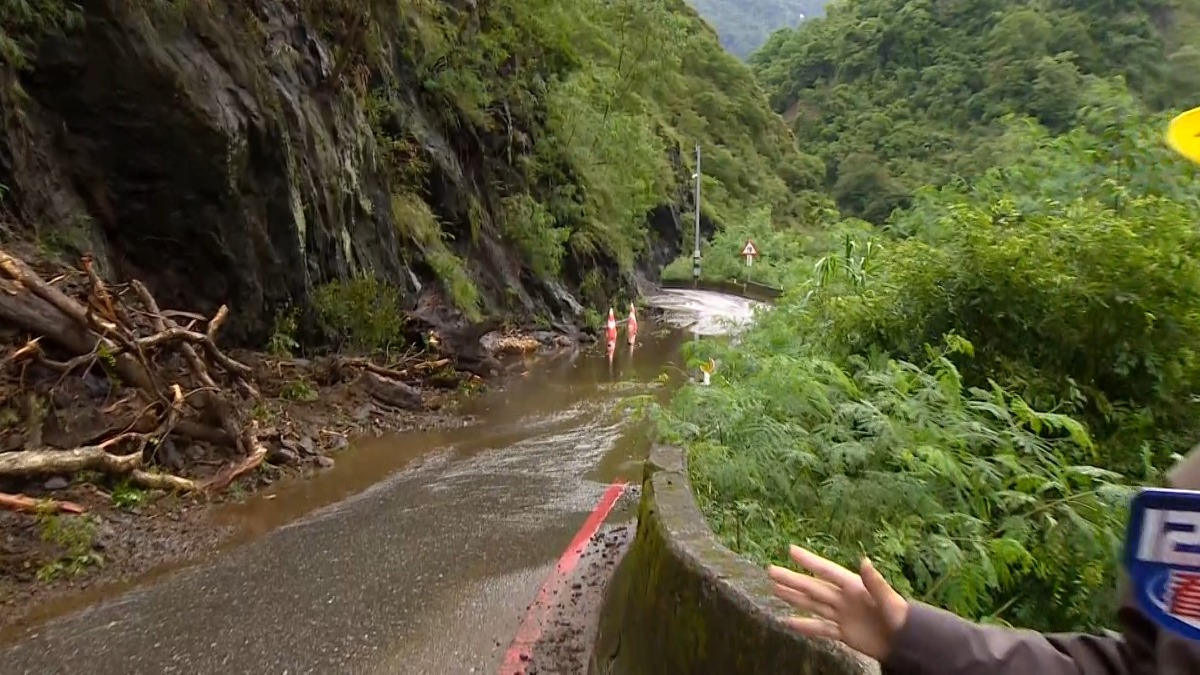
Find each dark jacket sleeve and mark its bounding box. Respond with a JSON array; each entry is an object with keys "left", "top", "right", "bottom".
[
  {"left": 881, "top": 589, "right": 1157, "bottom": 675},
  {"left": 881, "top": 446, "right": 1200, "bottom": 675}
]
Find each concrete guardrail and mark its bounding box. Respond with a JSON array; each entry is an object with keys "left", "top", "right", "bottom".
[{"left": 588, "top": 445, "right": 879, "bottom": 675}]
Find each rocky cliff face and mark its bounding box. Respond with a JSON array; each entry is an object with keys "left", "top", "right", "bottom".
[{"left": 0, "top": 1, "right": 695, "bottom": 349}]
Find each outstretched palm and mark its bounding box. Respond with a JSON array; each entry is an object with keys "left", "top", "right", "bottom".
[{"left": 767, "top": 545, "right": 910, "bottom": 661}]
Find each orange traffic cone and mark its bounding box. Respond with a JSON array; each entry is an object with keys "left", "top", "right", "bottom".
[
  {"left": 627, "top": 303, "right": 638, "bottom": 345},
  {"left": 605, "top": 307, "right": 618, "bottom": 343}
]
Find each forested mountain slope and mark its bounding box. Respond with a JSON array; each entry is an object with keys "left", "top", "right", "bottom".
[
  {"left": 656, "top": 0, "right": 1200, "bottom": 639},
  {"left": 0, "top": 0, "right": 820, "bottom": 347},
  {"left": 685, "top": 0, "right": 826, "bottom": 58},
  {"left": 750, "top": 0, "right": 1200, "bottom": 221}
]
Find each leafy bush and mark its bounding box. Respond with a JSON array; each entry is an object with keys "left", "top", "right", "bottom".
[
  {"left": 662, "top": 203, "right": 862, "bottom": 288},
  {"left": 656, "top": 111, "right": 1197, "bottom": 633},
  {"left": 312, "top": 277, "right": 407, "bottom": 355},
  {"left": 652, "top": 334, "right": 1131, "bottom": 631},
  {"left": 804, "top": 115, "right": 1200, "bottom": 475}
]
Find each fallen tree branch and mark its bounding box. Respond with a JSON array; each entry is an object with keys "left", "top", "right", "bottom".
[
  {"left": 129, "top": 469, "right": 197, "bottom": 492},
  {"left": 411, "top": 357, "right": 452, "bottom": 371},
  {"left": 80, "top": 252, "right": 127, "bottom": 331},
  {"left": 0, "top": 385, "right": 199, "bottom": 492},
  {"left": 154, "top": 383, "right": 186, "bottom": 447},
  {"left": 335, "top": 356, "right": 451, "bottom": 381},
  {"left": 130, "top": 326, "right": 252, "bottom": 377},
  {"left": 0, "top": 269, "right": 154, "bottom": 392},
  {"left": 130, "top": 281, "right": 257, "bottom": 400},
  {"left": 206, "top": 304, "right": 229, "bottom": 341},
  {"left": 0, "top": 438, "right": 145, "bottom": 476},
  {"left": 4, "top": 337, "right": 100, "bottom": 375},
  {"left": 0, "top": 492, "right": 86, "bottom": 515},
  {"left": 3, "top": 338, "right": 41, "bottom": 365},
  {"left": 202, "top": 421, "right": 267, "bottom": 493},
  {"left": 0, "top": 250, "right": 283, "bottom": 496},
  {"left": 132, "top": 280, "right": 217, "bottom": 392}
]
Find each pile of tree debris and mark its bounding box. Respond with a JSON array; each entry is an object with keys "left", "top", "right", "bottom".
[{"left": 0, "top": 248, "right": 444, "bottom": 514}]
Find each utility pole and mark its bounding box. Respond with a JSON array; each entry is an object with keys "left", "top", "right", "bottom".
[{"left": 692, "top": 144, "right": 701, "bottom": 285}]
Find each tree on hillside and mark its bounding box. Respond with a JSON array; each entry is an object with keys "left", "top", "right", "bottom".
[
  {"left": 749, "top": 0, "right": 1199, "bottom": 222},
  {"left": 354, "top": 0, "right": 826, "bottom": 307},
  {"left": 685, "top": 0, "right": 827, "bottom": 59},
  {"left": 656, "top": 107, "right": 1200, "bottom": 636}
]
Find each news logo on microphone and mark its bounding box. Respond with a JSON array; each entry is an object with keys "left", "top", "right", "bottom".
[{"left": 1124, "top": 487, "right": 1200, "bottom": 639}]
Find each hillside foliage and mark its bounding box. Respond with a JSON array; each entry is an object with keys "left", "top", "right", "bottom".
[
  {"left": 649, "top": 0, "right": 1200, "bottom": 630},
  {"left": 1, "top": 0, "right": 824, "bottom": 317},
  {"left": 750, "top": 0, "right": 1200, "bottom": 221},
  {"left": 317, "top": 0, "right": 827, "bottom": 309},
  {"left": 648, "top": 106, "right": 1200, "bottom": 632},
  {"left": 685, "top": 0, "right": 826, "bottom": 59}
]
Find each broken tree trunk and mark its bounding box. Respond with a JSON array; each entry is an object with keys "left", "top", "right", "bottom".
[
  {"left": 360, "top": 372, "right": 423, "bottom": 410},
  {"left": 0, "top": 439, "right": 144, "bottom": 476},
  {"left": 0, "top": 492, "right": 86, "bottom": 515},
  {"left": 0, "top": 272, "right": 154, "bottom": 391},
  {"left": 202, "top": 422, "right": 268, "bottom": 493},
  {"left": 0, "top": 385, "right": 200, "bottom": 491}
]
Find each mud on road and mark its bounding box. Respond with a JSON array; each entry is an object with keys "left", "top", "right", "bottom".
[
  {"left": 0, "top": 333, "right": 575, "bottom": 640},
  {"left": 2, "top": 287, "right": 754, "bottom": 672},
  {"left": 518, "top": 523, "right": 634, "bottom": 675},
  {"left": 0, "top": 361, "right": 470, "bottom": 635}
]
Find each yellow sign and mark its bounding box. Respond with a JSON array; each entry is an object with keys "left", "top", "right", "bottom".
[{"left": 1167, "top": 107, "right": 1200, "bottom": 165}]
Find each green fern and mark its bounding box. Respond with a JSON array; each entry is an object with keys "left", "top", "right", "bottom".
[{"left": 662, "top": 331, "right": 1132, "bottom": 632}]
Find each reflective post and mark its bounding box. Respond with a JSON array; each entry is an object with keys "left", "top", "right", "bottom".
[{"left": 692, "top": 144, "right": 701, "bottom": 285}]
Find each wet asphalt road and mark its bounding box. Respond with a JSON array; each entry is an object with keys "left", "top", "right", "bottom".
[{"left": 0, "top": 290, "right": 754, "bottom": 675}]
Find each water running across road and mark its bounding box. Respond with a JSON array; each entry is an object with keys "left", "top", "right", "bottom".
[{"left": 0, "top": 289, "right": 759, "bottom": 674}]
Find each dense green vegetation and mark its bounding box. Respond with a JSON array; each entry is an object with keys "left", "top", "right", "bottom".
[
  {"left": 308, "top": 0, "right": 827, "bottom": 312},
  {"left": 13, "top": 0, "right": 1200, "bottom": 636},
  {"left": 648, "top": 0, "right": 1200, "bottom": 634},
  {"left": 1, "top": 0, "right": 824, "bottom": 318},
  {"left": 751, "top": 0, "right": 1200, "bottom": 222},
  {"left": 650, "top": 108, "right": 1200, "bottom": 633},
  {"left": 661, "top": 203, "right": 853, "bottom": 288},
  {"left": 685, "top": 0, "right": 825, "bottom": 59}
]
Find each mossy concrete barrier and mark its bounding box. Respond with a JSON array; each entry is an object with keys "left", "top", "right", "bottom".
[{"left": 588, "top": 445, "right": 880, "bottom": 675}]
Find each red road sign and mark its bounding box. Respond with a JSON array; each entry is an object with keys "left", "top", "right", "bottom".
[{"left": 742, "top": 240, "right": 758, "bottom": 257}]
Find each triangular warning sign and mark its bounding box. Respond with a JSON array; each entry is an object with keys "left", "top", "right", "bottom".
[{"left": 741, "top": 239, "right": 758, "bottom": 257}]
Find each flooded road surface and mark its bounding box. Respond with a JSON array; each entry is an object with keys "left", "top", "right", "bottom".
[
  {"left": 645, "top": 287, "right": 761, "bottom": 336},
  {"left": 0, "top": 289, "right": 756, "bottom": 675}
]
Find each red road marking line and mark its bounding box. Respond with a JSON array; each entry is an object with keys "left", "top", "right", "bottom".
[{"left": 499, "top": 481, "right": 628, "bottom": 675}]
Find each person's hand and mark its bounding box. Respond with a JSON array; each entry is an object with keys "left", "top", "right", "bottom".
[{"left": 767, "top": 544, "right": 909, "bottom": 661}]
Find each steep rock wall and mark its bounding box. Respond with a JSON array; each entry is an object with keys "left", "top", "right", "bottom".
[{"left": 0, "top": 0, "right": 689, "bottom": 348}]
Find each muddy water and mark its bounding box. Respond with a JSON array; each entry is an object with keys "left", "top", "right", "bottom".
[
  {"left": 216, "top": 287, "right": 761, "bottom": 538},
  {"left": 0, "top": 289, "right": 757, "bottom": 675},
  {"left": 216, "top": 327, "right": 687, "bottom": 539}
]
